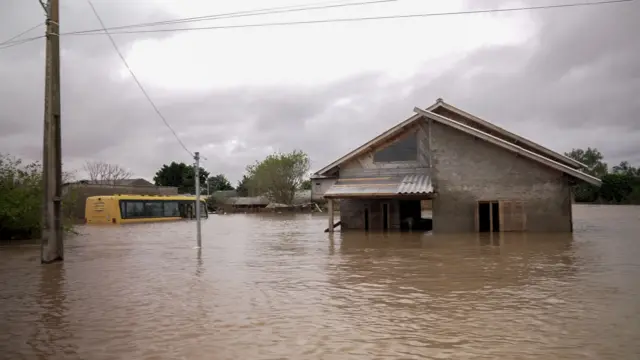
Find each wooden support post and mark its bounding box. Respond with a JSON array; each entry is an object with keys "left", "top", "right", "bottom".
[
  {"left": 568, "top": 185, "right": 574, "bottom": 233},
  {"left": 41, "top": 0, "right": 63, "bottom": 264},
  {"left": 328, "top": 199, "right": 334, "bottom": 233}
]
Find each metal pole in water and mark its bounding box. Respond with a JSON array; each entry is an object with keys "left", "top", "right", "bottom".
[{"left": 194, "top": 152, "right": 202, "bottom": 248}]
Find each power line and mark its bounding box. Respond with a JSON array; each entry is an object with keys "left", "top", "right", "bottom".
[
  {"left": 63, "top": 0, "right": 634, "bottom": 36},
  {"left": 1, "top": 0, "right": 632, "bottom": 50},
  {"left": 86, "top": 0, "right": 194, "bottom": 157},
  {"left": 0, "top": 22, "right": 43, "bottom": 46},
  {"left": 0, "top": 35, "right": 45, "bottom": 50},
  {"left": 71, "top": 0, "right": 397, "bottom": 35},
  {"left": 1, "top": 1, "right": 381, "bottom": 50}
]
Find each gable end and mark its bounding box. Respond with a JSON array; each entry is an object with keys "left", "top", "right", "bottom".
[{"left": 426, "top": 101, "right": 586, "bottom": 170}]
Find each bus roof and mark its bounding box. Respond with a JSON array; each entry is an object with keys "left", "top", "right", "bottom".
[{"left": 86, "top": 194, "right": 205, "bottom": 201}]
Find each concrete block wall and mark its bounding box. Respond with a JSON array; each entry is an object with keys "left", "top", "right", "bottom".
[
  {"left": 339, "top": 199, "right": 401, "bottom": 231},
  {"left": 432, "top": 107, "right": 577, "bottom": 169},
  {"left": 311, "top": 178, "right": 337, "bottom": 202},
  {"left": 429, "top": 120, "right": 572, "bottom": 233}
]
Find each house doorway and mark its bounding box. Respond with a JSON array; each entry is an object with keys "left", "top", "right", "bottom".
[
  {"left": 382, "top": 203, "right": 389, "bottom": 231},
  {"left": 477, "top": 200, "right": 500, "bottom": 233},
  {"left": 399, "top": 199, "right": 433, "bottom": 232},
  {"left": 364, "top": 207, "right": 370, "bottom": 231}
]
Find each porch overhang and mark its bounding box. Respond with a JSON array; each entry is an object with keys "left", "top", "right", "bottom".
[{"left": 323, "top": 174, "right": 433, "bottom": 199}]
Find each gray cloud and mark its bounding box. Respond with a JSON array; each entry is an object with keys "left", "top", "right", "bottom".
[{"left": 1, "top": 0, "right": 638, "bottom": 184}]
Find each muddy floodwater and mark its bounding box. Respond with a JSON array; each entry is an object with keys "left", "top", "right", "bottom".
[{"left": 1, "top": 205, "right": 639, "bottom": 359}]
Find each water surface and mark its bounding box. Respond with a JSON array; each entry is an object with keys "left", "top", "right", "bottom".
[{"left": 1, "top": 205, "right": 639, "bottom": 359}]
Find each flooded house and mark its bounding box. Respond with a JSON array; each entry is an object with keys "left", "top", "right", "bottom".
[{"left": 312, "top": 99, "right": 602, "bottom": 233}]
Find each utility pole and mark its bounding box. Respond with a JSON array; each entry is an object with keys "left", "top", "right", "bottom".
[
  {"left": 41, "top": 0, "right": 63, "bottom": 264},
  {"left": 194, "top": 152, "right": 202, "bottom": 248}
]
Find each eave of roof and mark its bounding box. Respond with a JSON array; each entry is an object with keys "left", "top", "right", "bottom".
[
  {"left": 426, "top": 100, "right": 588, "bottom": 170},
  {"left": 323, "top": 174, "right": 433, "bottom": 198}
]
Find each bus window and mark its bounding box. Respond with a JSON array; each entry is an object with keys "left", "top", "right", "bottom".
[
  {"left": 164, "top": 201, "right": 180, "bottom": 217},
  {"left": 145, "top": 201, "right": 164, "bottom": 217},
  {"left": 126, "top": 201, "right": 145, "bottom": 218}
]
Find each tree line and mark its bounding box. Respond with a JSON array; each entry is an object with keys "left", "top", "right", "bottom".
[
  {"left": 5, "top": 146, "right": 633, "bottom": 240},
  {"left": 153, "top": 149, "right": 312, "bottom": 204},
  {"left": 565, "top": 148, "right": 640, "bottom": 204}
]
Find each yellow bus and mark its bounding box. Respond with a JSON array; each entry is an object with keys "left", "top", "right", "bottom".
[{"left": 85, "top": 194, "right": 208, "bottom": 225}]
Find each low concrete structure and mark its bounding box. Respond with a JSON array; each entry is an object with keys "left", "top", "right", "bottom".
[
  {"left": 214, "top": 190, "right": 315, "bottom": 213},
  {"left": 313, "top": 99, "right": 602, "bottom": 233}
]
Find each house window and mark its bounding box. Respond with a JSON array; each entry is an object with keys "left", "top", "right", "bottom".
[{"left": 373, "top": 132, "right": 418, "bottom": 162}]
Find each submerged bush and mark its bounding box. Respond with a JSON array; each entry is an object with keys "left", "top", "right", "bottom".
[{"left": 0, "top": 154, "right": 76, "bottom": 241}]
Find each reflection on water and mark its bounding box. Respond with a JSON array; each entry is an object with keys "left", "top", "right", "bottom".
[{"left": 1, "top": 205, "right": 640, "bottom": 359}]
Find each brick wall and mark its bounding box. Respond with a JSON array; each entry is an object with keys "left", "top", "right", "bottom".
[{"left": 429, "top": 120, "right": 572, "bottom": 233}]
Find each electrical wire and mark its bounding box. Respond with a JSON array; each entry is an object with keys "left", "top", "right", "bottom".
[
  {"left": 71, "top": 0, "right": 397, "bottom": 35},
  {"left": 1, "top": 0, "right": 633, "bottom": 51},
  {"left": 86, "top": 0, "right": 194, "bottom": 158},
  {"left": 64, "top": 0, "right": 634, "bottom": 36},
  {"left": 0, "top": 22, "right": 43, "bottom": 46},
  {"left": 0, "top": 35, "right": 45, "bottom": 50},
  {"left": 1, "top": 0, "right": 388, "bottom": 49}
]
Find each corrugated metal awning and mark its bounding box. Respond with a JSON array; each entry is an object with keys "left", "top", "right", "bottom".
[{"left": 324, "top": 174, "right": 433, "bottom": 198}]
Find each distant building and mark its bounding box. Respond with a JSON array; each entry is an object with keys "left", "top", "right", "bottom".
[
  {"left": 313, "top": 98, "right": 601, "bottom": 233},
  {"left": 210, "top": 190, "right": 314, "bottom": 212},
  {"left": 77, "top": 178, "right": 155, "bottom": 187}
]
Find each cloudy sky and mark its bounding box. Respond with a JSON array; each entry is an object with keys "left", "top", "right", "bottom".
[{"left": 1, "top": 0, "right": 637, "bottom": 184}]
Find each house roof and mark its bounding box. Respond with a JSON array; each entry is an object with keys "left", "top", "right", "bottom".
[
  {"left": 78, "top": 178, "right": 154, "bottom": 186},
  {"left": 313, "top": 105, "right": 601, "bottom": 187},
  {"left": 427, "top": 99, "right": 587, "bottom": 169},
  {"left": 324, "top": 174, "right": 433, "bottom": 198},
  {"left": 225, "top": 196, "right": 270, "bottom": 206}
]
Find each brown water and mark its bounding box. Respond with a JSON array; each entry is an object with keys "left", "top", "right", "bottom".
[{"left": 1, "top": 205, "right": 639, "bottom": 360}]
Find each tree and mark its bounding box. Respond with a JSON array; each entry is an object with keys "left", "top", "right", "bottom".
[
  {"left": 236, "top": 175, "right": 251, "bottom": 197},
  {"left": 612, "top": 161, "right": 639, "bottom": 176},
  {"left": 153, "top": 161, "right": 209, "bottom": 194},
  {"left": 565, "top": 148, "right": 608, "bottom": 202},
  {"left": 300, "top": 179, "right": 312, "bottom": 190},
  {"left": 207, "top": 174, "right": 234, "bottom": 193},
  {"left": 599, "top": 173, "right": 635, "bottom": 204},
  {"left": 564, "top": 148, "right": 640, "bottom": 204},
  {"left": 83, "top": 160, "right": 132, "bottom": 184},
  {"left": 565, "top": 147, "right": 608, "bottom": 177},
  {"left": 246, "top": 150, "right": 310, "bottom": 204}
]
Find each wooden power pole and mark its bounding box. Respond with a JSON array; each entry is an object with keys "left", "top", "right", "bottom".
[{"left": 41, "top": 0, "right": 63, "bottom": 264}]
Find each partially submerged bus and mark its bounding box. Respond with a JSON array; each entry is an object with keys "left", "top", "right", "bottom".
[{"left": 85, "top": 194, "right": 208, "bottom": 224}]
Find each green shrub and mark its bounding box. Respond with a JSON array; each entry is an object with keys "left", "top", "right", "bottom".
[{"left": 0, "top": 154, "right": 76, "bottom": 241}]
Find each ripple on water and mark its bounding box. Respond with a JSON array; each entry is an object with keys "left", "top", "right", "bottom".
[{"left": 1, "top": 207, "right": 640, "bottom": 359}]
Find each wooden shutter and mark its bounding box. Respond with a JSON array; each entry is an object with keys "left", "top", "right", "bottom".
[
  {"left": 512, "top": 200, "right": 526, "bottom": 231},
  {"left": 500, "top": 200, "right": 512, "bottom": 232},
  {"left": 499, "top": 200, "right": 526, "bottom": 232}
]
